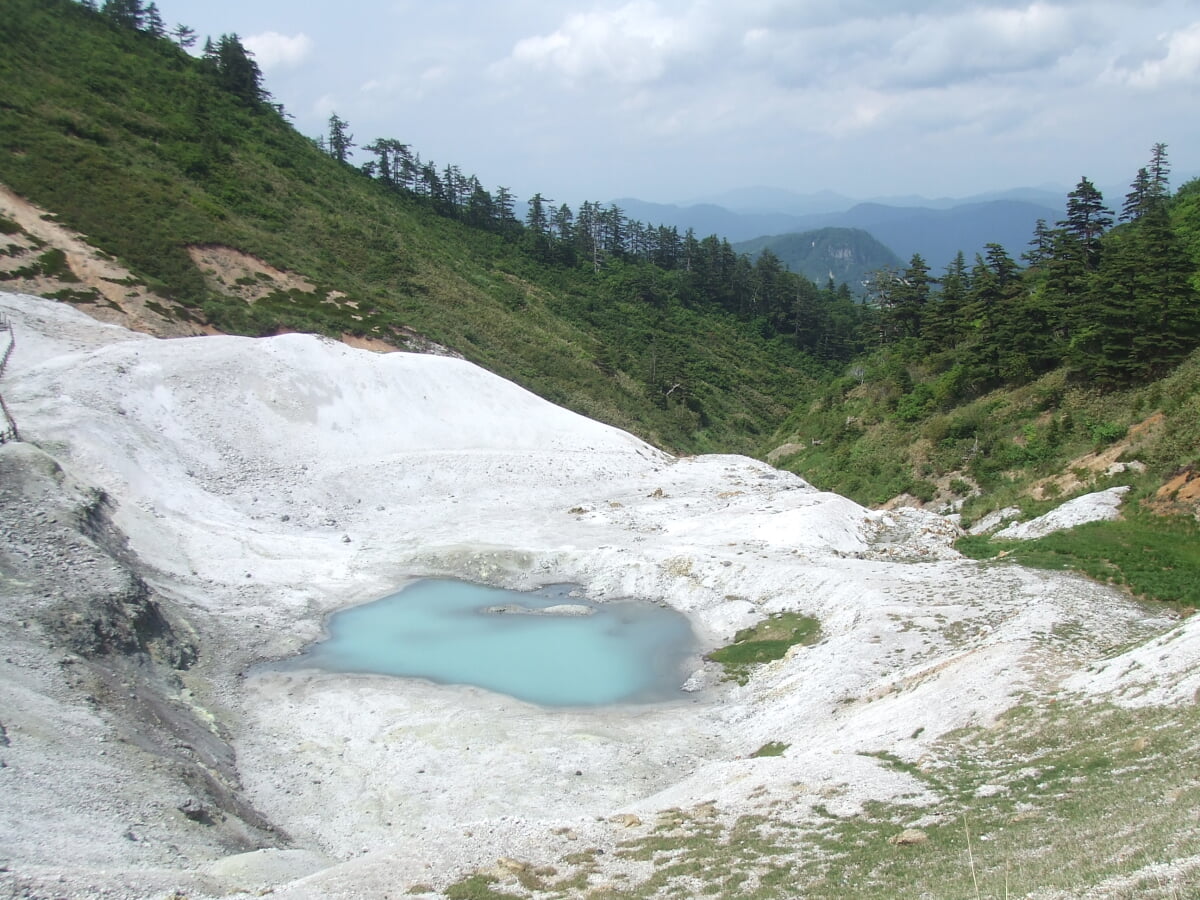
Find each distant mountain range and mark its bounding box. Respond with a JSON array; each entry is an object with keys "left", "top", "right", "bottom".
[
  {"left": 687, "top": 185, "right": 1068, "bottom": 216},
  {"left": 732, "top": 228, "right": 902, "bottom": 291},
  {"left": 613, "top": 191, "right": 1067, "bottom": 273}
]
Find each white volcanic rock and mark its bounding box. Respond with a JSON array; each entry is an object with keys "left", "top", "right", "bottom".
[
  {"left": 0, "top": 292, "right": 1182, "bottom": 899},
  {"left": 968, "top": 505, "right": 1022, "bottom": 535},
  {"left": 1064, "top": 611, "right": 1200, "bottom": 707},
  {"left": 994, "top": 486, "right": 1131, "bottom": 540}
]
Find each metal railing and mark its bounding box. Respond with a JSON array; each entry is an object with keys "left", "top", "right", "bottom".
[{"left": 0, "top": 313, "right": 19, "bottom": 444}]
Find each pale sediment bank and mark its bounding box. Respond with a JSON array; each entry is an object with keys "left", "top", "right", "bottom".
[{"left": 0, "top": 291, "right": 1189, "bottom": 899}]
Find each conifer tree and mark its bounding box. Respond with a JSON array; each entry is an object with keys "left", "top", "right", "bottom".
[
  {"left": 102, "top": 0, "right": 143, "bottom": 30},
  {"left": 494, "top": 187, "right": 519, "bottom": 238},
  {"left": 893, "top": 253, "right": 931, "bottom": 343},
  {"left": 524, "top": 193, "right": 552, "bottom": 260},
  {"left": 143, "top": 2, "right": 165, "bottom": 37},
  {"left": 959, "top": 244, "right": 1022, "bottom": 387},
  {"left": 465, "top": 181, "right": 496, "bottom": 229},
  {"left": 551, "top": 203, "right": 574, "bottom": 245},
  {"left": 1023, "top": 219, "right": 1056, "bottom": 264},
  {"left": 1114, "top": 202, "right": 1199, "bottom": 377},
  {"left": 922, "top": 251, "right": 969, "bottom": 353},
  {"left": 1058, "top": 177, "right": 1113, "bottom": 271},
  {"left": 326, "top": 113, "right": 354, "bottom": 163},
  {"left": 1121, "top": 168, "right": 1151, "bottom": 222},
  {"left": 172, "top": 23, "right": 197, "bottom": 48},
  {"left": 1149, "top": 142, "right": 1170, "bottom": 200},
  {"left": 364, "top": 138, "right": 404, "bottom": 186},
  {"left": 214, "top": 34, "right": 264, "bottom": 105}
]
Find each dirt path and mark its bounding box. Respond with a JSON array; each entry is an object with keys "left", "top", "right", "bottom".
[{"left": 0, "top": 183, "right": 202, "bottom": 336}]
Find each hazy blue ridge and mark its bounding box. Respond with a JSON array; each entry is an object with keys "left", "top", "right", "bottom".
[
  {"left": 614, "top": 195, "right": 1065, "bottom": 270},
  {"left": 732, "top": 228, "right": 902, "bottom": 292}
]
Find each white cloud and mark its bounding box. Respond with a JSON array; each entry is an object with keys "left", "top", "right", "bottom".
[
  {"left": 311, "top": 93, "right": 338, "bottom": 119},
  {"left": 504, "top": 1, "right": 706, "bottom": 85},
  {"left": 245, "top": 31, "right": 314, "bottom": 70},
  {"left": 1118, "top": 20, "right": 1200, "bottom": 87},
  {"left": 735, "top": 2, "right": 1095, "bottom": 93},
  {"left": 378, "top": 0, "right": 1197, "bottom": 199},
  {"left": 886, "top": 3, "right": 1085, "bottom": 87}
]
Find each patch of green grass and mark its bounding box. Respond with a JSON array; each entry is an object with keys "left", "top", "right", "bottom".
[
  {"left": 707, "top": 611, "right": 821, "bottom": 684},
  {"left": 0, "top": 247, "right": 78, "bottom": 281},
  {"left": 443, "top": 874, "right": 525, "bottom": 900},
  {"left": 43, "top": 287, "right": 101, "bottom": 304},
  {"left": 957, "top": 506, "right": 1200, "bottom": 606},
  {"left": 35, "top": 247, "right": 77, "bottom": 280},
  {"left": 750, "top": 741, "right": 789, "bottom": 758},
  {"left": 775, "top": 346, "right": 1200, "bottom": 522}
]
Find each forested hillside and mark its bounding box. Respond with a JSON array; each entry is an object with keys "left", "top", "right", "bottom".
[
  {"left": 768, "top": 145, "right": 1200, "bottom": 542},
  {"left": 0, "top": 0, "right": 871, "bottom": 454}
]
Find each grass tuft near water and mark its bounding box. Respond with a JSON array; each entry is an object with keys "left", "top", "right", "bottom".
[{"left": 706, "top": 611, "right": 821, "bottom": 685}]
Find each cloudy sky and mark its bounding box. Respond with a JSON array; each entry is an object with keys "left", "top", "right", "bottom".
[{"left": 161, "top": 0, "right": 1199, "bottom": 206}]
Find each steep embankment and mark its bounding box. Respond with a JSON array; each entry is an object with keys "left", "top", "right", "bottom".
[{"left": 1, "top": 291, "right": 1197, "bottom": 899}]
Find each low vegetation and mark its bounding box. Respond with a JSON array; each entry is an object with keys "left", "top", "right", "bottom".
[
  {"left": 707, "top": 611, "right": 821, "bottom": 685},
  {"left": 438, "top": 697, "right": 1200, "bottom": 898},
  {"left": 958, "top": 498, "right": 1200, "bottom": 608},
  {"left": 749, "top": 741, "right": 790, "bottom": 758}
]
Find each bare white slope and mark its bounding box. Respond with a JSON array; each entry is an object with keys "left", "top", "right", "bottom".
[
  {"left": 994, "top": 485, "right": 1131, "bottom": 539},
  {"left": 0, "top": 292, "right": 1183, "bottom": 898}
]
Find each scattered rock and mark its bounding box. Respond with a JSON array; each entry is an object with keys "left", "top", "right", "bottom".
[
  {"left": 482, "top": 603, "right": 594, "bottom": 617},
  {"left": 968, "top": 506, "right": 1021, "bottom": 535},
  {"left": 1107, "top": 461, "right": 1146, "bottom": 477},
  {"left": 177, "top": 797, "right": 212, "bottom": 824},
  {"left": 495, "top": 856, "right": 530, "bottom": 875},
  {"left": 994, "top": 487, "right": 1130, "bottom": 540}
]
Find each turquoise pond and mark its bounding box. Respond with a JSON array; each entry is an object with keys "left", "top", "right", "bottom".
[{"left": 285, "top": 579, "right": 698, "bottom": 707}]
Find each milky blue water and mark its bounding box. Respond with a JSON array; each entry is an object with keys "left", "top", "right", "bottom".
[{"left": 287, "top": 579, "right": 698, "bottom": 707}]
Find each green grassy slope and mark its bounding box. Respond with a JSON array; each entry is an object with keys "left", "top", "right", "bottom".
[{"left": 0, "top": 0, "right": 818, "bottom": 454}]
